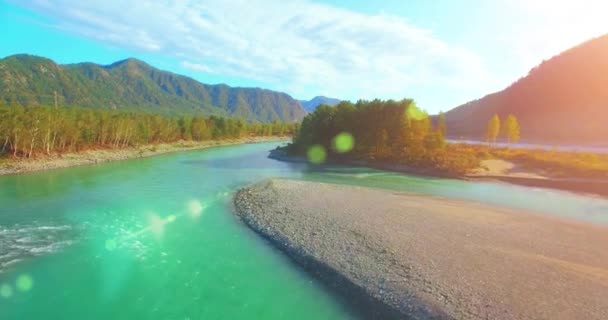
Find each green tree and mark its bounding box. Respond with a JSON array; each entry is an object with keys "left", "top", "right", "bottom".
[
  {"left": 424, "top": 132, "right": 445, "bottom": 150},
  {"left": 0, "top": 105, "right": 295, "bottom": 158},
  {"left": 287, "top": 98, "right": 480, "bottom": 174},
  {"left": 486, "top": 114, "right": 500, "bottom": 145},
  {"left": 374, "top": 129, "right": 390, "bottom": 160},
  {"left": 503, "top": 114, "right": 521, "bottom": 144}
]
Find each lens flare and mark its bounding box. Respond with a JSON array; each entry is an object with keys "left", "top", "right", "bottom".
[
  {"left": 0, "top": 284, "right": 12, "bottom": 298},
  {"left": 307, "top": 145, "right": 327, "bottom": 164},
  {"left": 332, "top": 132, "right": 355, "bottom": 153},
  {"left": 188, "top": 200, "right": 205, "bottom": 218},
  {"left": 147, "top": 213, "right": 179, "bottom": 238},
  {"left": 148, "top": 214, "right": 168, "bottom": 237},
  {"left": 16, "top": 274, "right": 33, "bottom": 292}
]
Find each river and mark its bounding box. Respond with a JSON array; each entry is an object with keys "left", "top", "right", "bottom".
[{"left": 1, "top": 142, "right": 607, "bottom": 319}]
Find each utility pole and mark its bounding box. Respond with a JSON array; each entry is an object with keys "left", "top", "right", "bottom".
[{"left": 54, "top": 90, "right": 58, "bottom": 109}]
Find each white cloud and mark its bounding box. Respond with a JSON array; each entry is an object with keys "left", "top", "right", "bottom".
[{"left": 13, "top": 0, "right": 490, "bottom": 109}]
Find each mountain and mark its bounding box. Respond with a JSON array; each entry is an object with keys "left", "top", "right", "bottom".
[
  {"left": 445, "top": 34, "right": 608, "bottom": 145},
  {"left": 0, "top": 54, "right": 306, "bottom": 122},
  {"left": 298, "top": 96, "right": 341, "bottom": 112}
]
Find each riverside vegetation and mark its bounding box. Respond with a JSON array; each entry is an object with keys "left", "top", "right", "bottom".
[
  {"left": 288, "top": 99, "right": 479, "bottom": 175},
  {"left": 0, "top": 105, "right": 297, "bottom": 158},
  {"left": 284, "top": 99, "right": 608, "bottom": 179},
  {"left": 2, "top": 100, "right": 607, "bottom": 180}
]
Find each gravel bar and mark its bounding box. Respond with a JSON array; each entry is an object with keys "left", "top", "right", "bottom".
[{"left": 233, "top": 179, "right": 608, "bottom": 320}]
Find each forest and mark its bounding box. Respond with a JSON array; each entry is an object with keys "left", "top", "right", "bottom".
[
  {"left": 0, "top": 105, "right": 297, "bottom": 158},
  {"left": 288, "top": 99, "right": 480, "bottom": 174}
]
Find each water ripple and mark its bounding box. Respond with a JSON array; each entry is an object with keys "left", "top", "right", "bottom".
[{"left": 0, "top": 224, "right": 77, "bottom": 273}]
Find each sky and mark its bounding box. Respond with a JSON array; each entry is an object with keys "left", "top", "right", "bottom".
[{"left": 1, "top": 0, "right": 607, "bottom": 113}]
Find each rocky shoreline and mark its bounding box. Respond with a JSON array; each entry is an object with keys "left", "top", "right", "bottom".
[
  {"left": 0, "top": 136, "right": 288, "bottom": 176},
  {"left": 233, "top": 179, "right": 608, "bottom": 320},
  {"left": 234, "top": 181, "right": 422, "bottom": 320}
]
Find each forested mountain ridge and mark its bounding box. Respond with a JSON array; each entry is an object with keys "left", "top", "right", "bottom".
[
  {"left": 298, "top": 96, "right": 341, "bottom": 112},
  {"left": 445, "top": 34, "right": 608, "bottom": 145},
  {"left": 0, "top": 54, "right": 307, "bottom": 122}
]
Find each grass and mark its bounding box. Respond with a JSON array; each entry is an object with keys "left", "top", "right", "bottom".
[
  {"left": 379, "top": 143, "right": 608, "bottom": 178},
  {"left": 488, "top": 147, "right": 608, "bottom": 179},
  {"left": 446, "top": 143, "right": 608, "bottom": 178},
  {"left": 400, "top": 144, "right": 482, "bottom": 175}
]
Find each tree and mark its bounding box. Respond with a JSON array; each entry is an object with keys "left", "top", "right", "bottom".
[
  {"left": 0, "top": 108, "right": 10, "bottom": 154},
  {"left": 424, "top": 132, "right": 445, "bottom": 150},
  {"left": 486, "top": 114, "right": 500, "bottom": 145},
  {"left": 287, "top": 98, "right": 481, "bottom": 174},
  {"left": 503, "top": 114, "right": 520, "bottom": 144},
  {"left": 374, "top": 129, "right": 390, "bottom": 160},
  {"left": 191, "top": 117, "right": 211, "bottom": 141},
  {"left": 437, "top": 111, "right": 447, "bottom": 138},
  {"left": 0, "top": 105, "right": 295, "bottom": 158}
]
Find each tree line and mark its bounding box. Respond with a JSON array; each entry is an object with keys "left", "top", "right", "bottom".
[
  {"left": 0, "top": 106, "right": 297, "bottom": 158},
  {"left": 287, "top": 99, "right": 526, "bottom": 174},
  {"left": 289, "top": 99, "right": 478, "bottom": 173}
]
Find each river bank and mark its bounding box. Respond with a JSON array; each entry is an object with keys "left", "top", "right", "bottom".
[
  {"left": 0, "top": 136, "right": 289, "bottom": 176},
  {"left": 233, "top": 179, "right": 608, "bottom": 320},
  {"left": 466, "top": 159, "right": 608, "bottom": 197},
  {"left": 268, "top": 148, "right": 608, "bottom": 197}
]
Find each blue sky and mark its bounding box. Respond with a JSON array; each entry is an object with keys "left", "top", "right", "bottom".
[{"left": 1, "top": 0, "right": 607, "bottom": 113}]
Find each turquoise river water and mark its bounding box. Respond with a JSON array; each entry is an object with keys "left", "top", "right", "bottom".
[{"left": 1, "top": 142, "right": 607, "bottom": 319}]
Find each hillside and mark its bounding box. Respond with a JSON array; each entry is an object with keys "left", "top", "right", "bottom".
[
  {"left": 0, "top": 54, "right": 306, "bottom": 122},
  {"left": 446, "top": 34, "right": 608, "bottom": 145},
  {"left": 299, "top": 96, "right": 341, "bottom": 112}
]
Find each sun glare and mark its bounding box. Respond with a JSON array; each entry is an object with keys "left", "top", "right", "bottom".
[{"left": 188, "top": 200, "right": 206, "bottom": 218}]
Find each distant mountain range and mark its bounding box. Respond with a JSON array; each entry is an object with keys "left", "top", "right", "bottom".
[
  {"left": 7, "top": 33, "right": 607, "bottom": 145},
  {"left": 298, "top": 96, "right": 341, "bottom": 112},
  {"left": 0, "top": 54, "right": 307, "bottom": 122},
  {"left": 446, "top": 34, "right": 608, "bottom": 145}
]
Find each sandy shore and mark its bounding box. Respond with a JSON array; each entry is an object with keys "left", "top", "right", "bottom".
[
  {"left": 234, "top": 179, "right": 608, "bottom": 320},
  {"left": 0, "top": 136, "right": 288, "bottom": 176},
  {"left": 466, "top": 159, "right": 608, "bottom": 197},
  {"left": 470, "top": 159, "right": 547, "bottom": 179}
]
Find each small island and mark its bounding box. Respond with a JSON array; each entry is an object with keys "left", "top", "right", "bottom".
[{"left": 273, "top": 99, "right": 608, "bottom": 196}]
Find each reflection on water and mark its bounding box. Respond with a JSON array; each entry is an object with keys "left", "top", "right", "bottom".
[{"left": 0, "top": 142, "right": 607, "bottom": 319}]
